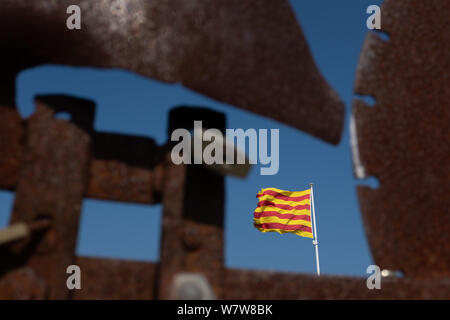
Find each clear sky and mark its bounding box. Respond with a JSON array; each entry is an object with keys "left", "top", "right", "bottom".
[{"left": 0, "top": 0, "right": 383, "bottom": 276}]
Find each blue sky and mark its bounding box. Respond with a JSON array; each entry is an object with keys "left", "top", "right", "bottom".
[{"left": 0, "top": 1, "right": 383, "bottom": 276}]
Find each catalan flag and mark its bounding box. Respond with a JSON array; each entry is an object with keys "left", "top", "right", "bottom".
[{"left": 253, "top": 187, "right": 313, "bottom": 238}]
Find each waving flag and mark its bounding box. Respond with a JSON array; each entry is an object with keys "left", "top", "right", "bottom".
[{"left": 253, "top": 187, "right": 313, "bottom": 238}]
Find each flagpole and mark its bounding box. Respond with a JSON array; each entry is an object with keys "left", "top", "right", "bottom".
[{"left": 309, "top": 183, "right": 320, "bottom": 276}]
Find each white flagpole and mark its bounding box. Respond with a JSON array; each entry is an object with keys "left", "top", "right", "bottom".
[{"left": 309, "top": 183, "right": 320, "bottom": 276}]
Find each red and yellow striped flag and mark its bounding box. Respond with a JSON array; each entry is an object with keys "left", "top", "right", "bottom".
[{"left": 253, "top": 187, "right": 313, "bottom": 238}]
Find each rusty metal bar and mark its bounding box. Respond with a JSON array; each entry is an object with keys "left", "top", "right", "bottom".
[
  {"left": 4, "top": 98, "right": 92, "bottom": 299},
  {"left": 0, "top": 220, "right": 51, "bottom": 246},
  {"left": 157, "top": 107, "right": 226, "bottom": 299}
]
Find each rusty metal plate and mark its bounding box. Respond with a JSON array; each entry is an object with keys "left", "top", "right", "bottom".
[
  {"left": 1, "top": 0, "right": 344, "bottom": 144},
  {"left": 352, "top": 0, "right": 450, "bottom": 279},
  {"left": 158, "top": 107, "right": 226, "bottom": 299}
]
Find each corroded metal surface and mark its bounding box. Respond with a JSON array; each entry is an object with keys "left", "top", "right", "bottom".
[
  {"left": 74, "top": 257, "right": 158, "bottom": 300},
  {"left": 0, "top": 267, "right": 48, "bottom": 300},
  {"left": 0, "top": 0, "right": 344, "bottom": 144},
  {"left": 352, "top": 0, "right": 450, "bottom": 279},
  {"left": 224, "top": 269, "right": 450, "bottom": 299},
  {"left": 0, "top": 106, "right": 24, "bottom": 190},
  {"left": 5, "top": 99, "right": 91, "bottom": 299},
  {"left": 87, "top": 132, "right": 163, "bottom": 204},
  {"left": 1, "top": 0, "right": 448, "bottom": 298},
  {"left": 158, "top": 107, "right": 226, "bottom": 299},
  {"left": 0, "top": 101, "right": 163, "bottom": 204}
]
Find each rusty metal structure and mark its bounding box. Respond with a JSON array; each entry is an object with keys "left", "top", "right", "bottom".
[{"left": 0, "top": 0, "right": 449, "bottom": 299}]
